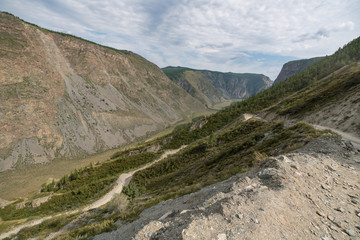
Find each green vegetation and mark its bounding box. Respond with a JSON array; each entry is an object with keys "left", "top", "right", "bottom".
[
  {"left": 211, "top": 99, "right": 243, "bottom": 110},
  {"left": 1, "top": 12, "right": 358, "bottom": 238},
  {"left": 274, "top": 64, "right": 360, "bottom": 116},
  {"left": 110, "top": 37, "right": 359, "bottom": 221},
  {"left": 12, "top": 212, "right": 117, "bottom": 240},
  {"left": 162, "top": 66, "right": 192, "bottom": 80},
  {"left": 0, "top": 152, "right": 158, "bottom": 220},
  {"left": 119, "top": 120, "right": 331, "bottom": 221},
  {"left": 122, "top": 183, "right": 143, "bottom": 202},
  {"left": 157, "top": 37, "right": 360, "bottom": 150},
  {"left": 13, "top": 214, "right": 78, "bottom": 240},
  {"left": 59, "top": 219, "right": 116, "bottom": 239},
  {"left": 274, "top": 57, "right": 324, "bottom": 83}
]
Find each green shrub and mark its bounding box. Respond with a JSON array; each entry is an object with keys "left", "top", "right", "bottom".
[
  {"left": 122, "top": 183, "right": 142, "bottom": 202},
  {"left": 0, "top": 152, "right": 159, "bottom": 220}
]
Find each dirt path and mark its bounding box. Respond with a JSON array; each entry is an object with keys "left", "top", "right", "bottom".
[
  {"left": 0, "top": 147, "right": 185, "bottom": 240},
  {"left": 95, "top": 140, "right": 360, "bottom": 240},
  {"left": 0, "top": 216, "right": 53, "bottom": 240},
  {"left": 84, "top": 147, "right": 186, "bottom": 211},
  {"left": 312, "top": 124, "right": 360, "bottom": 148}
]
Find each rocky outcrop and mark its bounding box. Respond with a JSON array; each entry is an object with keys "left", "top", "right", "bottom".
[
  {"left": 15, "top": 195, "right": 52, "bottom": 210},
  {"left": 274, "top": 57, "right": 324, "bottom": 84},
  {"left": 163, "top": 67, "right": 272, "bottom": 107},
  {"left": 95, "top": 137, "right": 360, "bottom": 240},
  {"left": 0, "top": 13, "right": 205, "bottom": 171}
]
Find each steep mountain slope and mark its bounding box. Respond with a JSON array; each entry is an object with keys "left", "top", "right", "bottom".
[
  {"left": 0, "top": 12, "right": 205, "bottom": 171},
  {"left": 163, "top": 67, "right": 272, "bottom": 108},
  {"left": 266, "top": 62, "right": 360, "bottom": 137},
  {"left": 273, "top": 57, "right": 324, "bottom": 84},
  {"left": 1, "top": 28, "right": 359, "bottom": 240},
  {"left": 91, "top": 37, "right": 360, "bottom": 239}
]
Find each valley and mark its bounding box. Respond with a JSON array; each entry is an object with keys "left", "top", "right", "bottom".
[
  {"left": 0, "top": 110, "right": 211, "bottom": 202},
  {"left": 0, "top": 10, "right": 359, "bottom": 240},
  {"left": 163, "top": 67, "right": 271, "bottom": 109},
  {"left": 0, "top": 12, "right": 209, "bottom": 172}
]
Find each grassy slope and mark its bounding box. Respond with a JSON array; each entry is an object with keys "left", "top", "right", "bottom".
[
  {"left": 157, "top": 37, "right": 360, "bottom": 150},
  {"left": 121, "top": 120, "right": 331, "bottom": 221},
  {"left": 113, "top": 36, "right": 360, "bottom": 222},
  {"left": 0, "top": 152, "right": 159, "bottom": 220},
  {"left": 1, "top": 33, "right": 359, "bottom": 238},
  {"left": 5, "top": 35, "right": 358, "bottom": 219},
  {"left": 162, "top": 67, "right": 221, "bottom": 107},
  {"left": 273, "top": 63, "right": 360, "bottom": 116}
]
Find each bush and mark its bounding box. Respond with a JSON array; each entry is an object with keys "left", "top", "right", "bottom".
[{"left": 122, "top": 183, "right": 142, "bottom": 202}]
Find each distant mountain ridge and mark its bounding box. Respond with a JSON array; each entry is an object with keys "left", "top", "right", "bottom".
[
  {"left": 0, "top": 12, "right": 206, "bottom": 171},
  {"left": 274, "top": 57, "right": 324, "bottom": 84},
  {"left": 0, "top": 13, "right": 359, "bottom": 239},
  {"left": 163, "top": 67, "right": 272, "bottom": 108}
]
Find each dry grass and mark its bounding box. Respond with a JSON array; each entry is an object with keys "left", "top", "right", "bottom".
[
  {"left": 0, "top": 219, "right": 25, "bottom": 234},
  {"left": 104, "top": 193, "right": 129, "bottom": 214}
]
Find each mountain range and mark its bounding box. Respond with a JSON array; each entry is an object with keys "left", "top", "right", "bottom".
[
  {"left": 0, "top": 11, "right": 359, "bottom": 240},
  {"left": 163, "top": 67, "right": 272, "bottom": 108},
  {"left": 0, "top": 12, "right": 273, "bottom": 171}
]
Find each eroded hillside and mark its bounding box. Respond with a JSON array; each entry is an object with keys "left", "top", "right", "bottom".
[{"left": 0, "top": 12, "right": 206, "bottom": 171}]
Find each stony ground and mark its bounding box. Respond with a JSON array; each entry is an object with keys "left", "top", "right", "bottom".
[{"left": 95, "top": 137, "right": 360, "bottom": 240}]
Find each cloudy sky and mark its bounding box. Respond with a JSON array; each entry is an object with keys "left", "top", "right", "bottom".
[{"left": 2, "top": 0, "right": 359, "bottom": 79}]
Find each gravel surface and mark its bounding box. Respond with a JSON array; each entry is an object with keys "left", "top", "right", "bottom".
[{"left": 95, "top": 137, "right": 360, "bottom": 240}]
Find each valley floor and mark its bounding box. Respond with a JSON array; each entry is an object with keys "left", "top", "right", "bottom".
[
  {"left": 94, "top": 137, "right": 360, "bottom": 240},
  {"left": 1, "top": 122, "right": 359, "bottom": 239}
]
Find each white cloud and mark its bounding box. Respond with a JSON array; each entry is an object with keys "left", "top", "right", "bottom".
[{"left": 1, "top": 0, "right": 359, "bottom": 79}]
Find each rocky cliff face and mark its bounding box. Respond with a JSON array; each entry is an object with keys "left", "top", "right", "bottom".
[
  {"left": 0, "top": 13, "right": 205, "bottom": 171},
  {"left": 163, "top": 67, "right": 272, "bottom": 107},
  {"left": 274, "top": 57, "right": 323, "bottom": 84}
]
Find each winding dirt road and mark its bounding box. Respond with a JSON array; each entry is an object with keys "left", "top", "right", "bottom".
[
  {"left": 3, "top": 121, "right": 359, "bottom": 239},
  {"left": 0, "top": 147, "right": 185, "bottom": 240},
  {"left": 84, "top": 147, "right": 186, "bottom": 211}
]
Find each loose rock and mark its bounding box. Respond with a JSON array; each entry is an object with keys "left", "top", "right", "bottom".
[{"left": 343, "top": 228, "right": 356, "bottom": 236}]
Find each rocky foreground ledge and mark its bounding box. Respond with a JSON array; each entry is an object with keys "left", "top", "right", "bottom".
[{"left": 95, "top": 137, "right": 360, "bottom": 240}]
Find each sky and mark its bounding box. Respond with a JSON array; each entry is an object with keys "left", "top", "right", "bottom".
[{"left": 1, "top": 0, "right": 359, "bottom": 80}]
